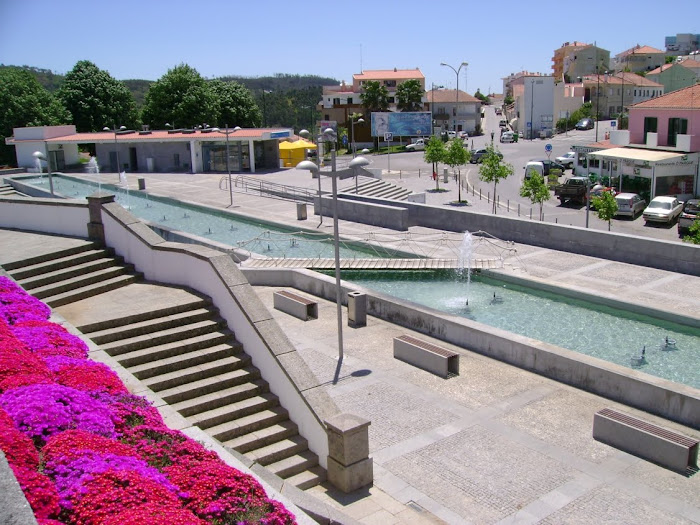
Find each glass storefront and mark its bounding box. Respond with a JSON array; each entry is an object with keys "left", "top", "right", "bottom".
[{"left": 202, "top": 142, "right": 250, "bottom": 172}]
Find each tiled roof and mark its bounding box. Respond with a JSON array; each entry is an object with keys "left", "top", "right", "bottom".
[
  {"left": 354, "top": 69, "right": 425, "bottom": 81},
  {"left": 680, "top": 58, "right": 700, "bottom": 69},
  {"left": 425, "top": 89, "right": 480, "bottom": 103},
  {"left": 629, "top": 45, "right": 665, "bottom": 55},
  {"left": 646, "top": 63, "right": 675, "bottom": 75},
  {"left": 629, "top": 84, "right": 700, "bottom": 109},
  {"left": 13, "top": 128, "right": 282, "bottom": 144},
  {"left": 579, "top": 73, "right": 662, "bottom": 87}
]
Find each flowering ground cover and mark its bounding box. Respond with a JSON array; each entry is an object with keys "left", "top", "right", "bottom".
[{"left": 0, "top": 276, "right": 297, "bottom": 524}]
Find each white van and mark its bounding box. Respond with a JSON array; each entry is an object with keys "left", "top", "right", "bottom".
[{"left": 524, "top": 161, "right": 545, "bottom": 179}]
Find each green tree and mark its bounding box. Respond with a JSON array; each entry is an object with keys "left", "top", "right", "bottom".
[
  {"left": 444, "top": 139, "right": 471, "bottom": 202},
  {"left": 396, "top": 79, "right": 424, "bottom": 111},
  {"left": 520, "top": 171, "right": 551, "bottom": 220},
  {"left": 591, "top": 191, "right": 618, "bottom": 231},
  {"left": 682, "top": 219, "right": 700, "bottom": 244},
  {"left": 474, "top": 89, "right": 490, "bottom": 105},
  {"left": 0, "top": 68, "right": 70, "bottom": 166},
  {"left": 360, "top": 81, "right": 389, "bottom": 149},
  {"left": 57, "top": 60, "right": 139, "bottom": 132},
  {"left": 141, "top": 64, "right": 218, "bottom": 129},
  {"left": 424, "top": 136, "right": 446, "bottom": 191},
  {"left": 210, "top": 80, "right": 261, "bottom": 128},
  {"left": 478, "top": 145, "right": 514, "bottom": 214}
]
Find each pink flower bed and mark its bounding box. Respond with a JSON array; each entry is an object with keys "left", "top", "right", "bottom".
[{"left": 0, "top": 276, "right": 297, "bottom": 524}]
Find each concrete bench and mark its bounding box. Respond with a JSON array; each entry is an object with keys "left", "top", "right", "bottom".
[
  {"left": 593, "top": 408, "right": 699, "bottom": 473},
  {"left": 393, "top": 335, "right": 459, "bottom": 378},
  {"left": 273, "top": 290, "right": 318, "bottom": 321}
]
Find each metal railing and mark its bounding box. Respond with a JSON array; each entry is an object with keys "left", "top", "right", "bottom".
[{"left": 219, "top": 175, "right": 319, "bottom": 203}]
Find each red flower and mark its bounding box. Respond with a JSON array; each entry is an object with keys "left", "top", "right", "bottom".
[
  {"left": 54, "top": 362, "right": 128, "bottom": 395},
  {"left": 69, "top": 469, "right": 183, "bottom": 525},
  {"left": 101, "top": 502, "right": 207, "bottom": 525},
  {"left": 42, "top": 429, "right": 140, "bottom": 466},
  {"left": 11, "top": 465, "right": 60, "bottom": 519},
  {"left": 0, "top": 407, "right": 40, "bottom": 470}
]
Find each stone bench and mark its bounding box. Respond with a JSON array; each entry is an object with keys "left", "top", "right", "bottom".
[
  {"left": 393, "top": 335, "right": 459, "bottom": 378},
  {"left": 593, "top": 408, "right": 699, "bottom": 473},
  {"left": 273, "top": 290, "right": 318, "bottom": 321}
]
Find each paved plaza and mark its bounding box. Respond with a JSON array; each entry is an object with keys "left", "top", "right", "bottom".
[{"left": 5, "top": 167, "right": 700, "bottom": 524}]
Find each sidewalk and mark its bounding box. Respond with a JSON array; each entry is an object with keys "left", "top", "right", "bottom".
[{"left": 61, "top": 169, "right": 700, "bottom": 524}]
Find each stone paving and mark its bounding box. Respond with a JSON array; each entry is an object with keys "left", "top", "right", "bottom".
[{"left": 5, "top": 168, "right": 700, "bottom": 524}]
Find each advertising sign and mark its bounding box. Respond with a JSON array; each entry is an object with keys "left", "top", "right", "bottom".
[{"left": 371, "top": 112, "right": 432, "bottom": 137}]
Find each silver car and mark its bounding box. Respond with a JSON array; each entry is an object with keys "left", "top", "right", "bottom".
[
  {"left": 615, "top": 193, "right": 646, "bottom": 218},
  {"left": 642, "top": 196, "right": 683, "bottom": 224}
]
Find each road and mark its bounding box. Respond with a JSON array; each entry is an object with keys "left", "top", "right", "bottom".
[{"left": 361, "top": 107, "right": 685, "bottom": 243}]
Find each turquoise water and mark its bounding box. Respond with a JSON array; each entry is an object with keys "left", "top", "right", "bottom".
[
  {"left": 338, "top": 270, "right": 700, "bottom": 389},
  {"left": 29, "top": 176, "right": 408, "bottom": 260}
]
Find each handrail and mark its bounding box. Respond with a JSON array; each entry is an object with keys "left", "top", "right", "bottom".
[{"left": 220, "top": 175, "right": 319, "bottom": 203}]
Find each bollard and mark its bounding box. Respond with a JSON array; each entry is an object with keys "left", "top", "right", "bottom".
[
  {"left": 518, "top": 203, "right": 520, "bottom": 216},
  {"left": 530, "top": 209, "right": 532, "bottom": 219},
  {"left": 479, "top": 189, "right": 482, "bottom": 200},
  {"left": 507, "top": 199, "right": 509, "bottom": 212},
  {"left": 487, "top": 192, "right": 490, "bottom": 203},
  {"left": 555, "top": 217, "right": 558, "bottom": 223}
]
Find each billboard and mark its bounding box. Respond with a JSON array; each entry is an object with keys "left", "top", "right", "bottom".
[{"left": 370, "top": 112, "right": 432, "bottom": 137}]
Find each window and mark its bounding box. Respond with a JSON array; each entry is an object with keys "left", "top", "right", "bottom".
[
  {"left": 333, "top": 98, "right": 340, "bottom": 105},
  {"left": 667, "top": 118, "right": 688, "bottom": 146},
  {"left": 347, "top": 97, "right": 353, "bottom": 104},
  {"left": 388, "top": 96, "right": 395, "bottom": 104},
  {"left": 384, "top": 80, "right": 396, "bottom": 87},
  {"left": 643, "top": 116, "right": 657, "bottom": 143}
]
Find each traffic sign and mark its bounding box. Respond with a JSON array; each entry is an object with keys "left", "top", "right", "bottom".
[
  {"left": 545, "top": 143, "right": 552, "bottom": 153},
  {"left": 384, "top": 132, "right": 393, "bottom": 141},
  {"left": 611, "top": 120, "right": 617, "bottom": 128}
]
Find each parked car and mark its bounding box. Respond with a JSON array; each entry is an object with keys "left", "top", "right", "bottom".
[
  {"left": 457, "top": 131, "right": 469, "bottom": 139},
  {"left": 405, "top": 139, "right": 426, "bottom": 151},
  {"left": 500, "top": 131, "right": 514, "bottom": 143},
  {"left": 575, "top": 118, "right": 594, "bottom": 130},
  {"left": 554, "top": 177, "right": 589, "bottom": 204},
  {"left": 470, "top": 149, "right": 503, "bottom": 163},
  {"left": 588, "top": 184, "right": 616, "bottom": 209},
  {"left": 498, "top": 120, "right": 508, "bottom": 129},
  {"left": 642, "top": 196, "right": 683, "bottom": 224},
  {"left": 615, "top": 193, "right": 646, "bottom": 218},
  {"left": 678, "top": 199, "right": 700, "bottom": 236},
  {"left": 555, "top": 152, "right": 576, "bottom": 169},
  {"left": 526, "top": 159, "right": 565, "bottom": 176}
]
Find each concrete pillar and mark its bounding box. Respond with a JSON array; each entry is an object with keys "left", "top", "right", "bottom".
[
  {"left": 325, "top": 413, "right": 372, "bottom": 493},
  {"left": 86, "top": 193, "right": 115, "bottom": 244}
]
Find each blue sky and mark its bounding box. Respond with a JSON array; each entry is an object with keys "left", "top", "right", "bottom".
[{"left": 1, "top": 0, "right": 697, "bottom": 95}]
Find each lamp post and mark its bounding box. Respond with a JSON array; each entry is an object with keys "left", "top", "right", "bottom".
[
  {"left": 440, "top": 61, "right": 468, "bottom": 133},
  {"left": 299, "top": 129, "right": 323, "bottom": 227},
  {"left": 262, "top": 90, "right": 272, "bottom": 127},
  {"left": 33, "top": 151, "right": 53, "bottom": 196},
  {"left": 349, "top": 155, "right": 370, "bottom": 194},
  {"left": 430, "top": 83, "right": 444, "bottom": 135},
  {"left": 296, "top": 127, "right": 345, "bottom": 380},
  {"left": 350, "top": 115, "right": 364, "bottom": 157},
  {"left": 103, "top": 125, "right": 126, "bottom": 179},
  {"left": 211, "top": 125, "right": 240, "bottom": 207}
]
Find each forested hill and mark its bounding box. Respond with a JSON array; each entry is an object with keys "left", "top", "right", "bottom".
[{"left": 0, "top": 65, "right": 337, "bottom": 107}]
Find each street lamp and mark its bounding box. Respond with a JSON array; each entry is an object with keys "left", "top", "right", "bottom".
[
  {"left": 350, "top": 115, "right": 364, "bottom": 157},
  {"left": 349, "top": 155, "right": 370, "bottom": 193},
  {"left": 430, "top": 83, "right": 444, "bottom": 135},
  {"left": 299, "top": 129, "right": 323, "bottom": 227},
  {"left": 32, "top": 151, "right": 53, "bottom": 196},
  {"left": 296, "top": 127, "right": 345, "bottom": 381},
  {"left": 440, "top": 61, "right": 468, "bottom": 133},
  {"left": 211, "top": 125, "right": 240, "bottom": 207},
  {"left": 262, "top": 90, "right": 272, "bottom": 127},
  {"left": 103, "top": 125, "right": 126, "bottom": 179}
]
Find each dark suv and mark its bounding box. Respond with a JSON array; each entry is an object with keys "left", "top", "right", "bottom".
[
  {"left": 678, "top": 199, "right": 700, "bottom": 236},
  {"left": 470, "top": 149, "right": 503, "bottom": 163}
]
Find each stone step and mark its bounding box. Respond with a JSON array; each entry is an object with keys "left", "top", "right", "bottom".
[
  {"left": 142, "top": 354, "right": 251, "bottom": 392},
  {"left": 86, "top": 307, "right": 217, "bottom": 344},
  {"left": 115, "top": 334, "right": 240, "bottom": 369},
  {"left": 172, "top": 379, "right": 269, "bottom": 417},
  {"left": 285, "top": 466, "right": 327, "bottom": 490},
  {"left": 126, "top": 343, "right": 238, "bottom": 380},
  {"left": 9, "top": 249, "right": 112, "bottom": 279},
  {"left": 207, "top": 407, "right": 289, "bottom": 443},
  {"left": 265, "top": 450, "right": 319, "bottom": 480},
  {"left": 189, "top": 393, "right": 279, "bottom": 430},
  {"left": 26, "top": 265, "right": 136, "bottom": 298},
  {"left": 245, "top": 435, "right": 309, "bottom": 466},
  {"left": 224, "top": 420, "right": 299, "bottom": 454},
  {"left": 0, "top": 241, "right": 98, "bottom": 271},
  {"left": 157, "top": 367, "right": 262, "bottom": 405},
  {"left": 42, "top": 274, "right": 142, "bottom": 307},
  {"left": 98, "top": 320, "right": 230, "bottom": 357},
  {"left": 17, "top": 257, "right": 122, "bottom": 289},
  {"left": 76, "top": 296, "right": 212, "bottom": 333}
]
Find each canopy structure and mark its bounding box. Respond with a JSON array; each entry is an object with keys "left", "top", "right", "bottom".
[{"left": 279, "top": 139, "right": 316, "bottom": 167}]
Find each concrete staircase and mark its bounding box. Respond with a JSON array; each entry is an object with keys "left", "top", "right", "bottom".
[
  {"left": 341, "top": 178, "right": 412, "bottom": 201},
  {"left": 3, "top": 243, "right": 326, "bottom": 490},
  {"left": 0, "top": 182, "right": 27, "bottom": 197}
]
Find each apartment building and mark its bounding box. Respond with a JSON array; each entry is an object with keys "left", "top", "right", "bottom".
[
  {"left": 647, "top": 58, "right": 700, "bottom": 93},
  {"left": 579, "top": 73, "right": 664, "bottom": 120},
  {"left": 427, "top": 89, "right": 481, "bottom": 135},
  {"left": 613, "top": 45, "right": 666, "bottom": 73},
  {"left": 551, "top": 42, "right": 610, "bottom": 82},
  {"left": 664, "top": 33, "right": 700, "bottom": 56}
]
